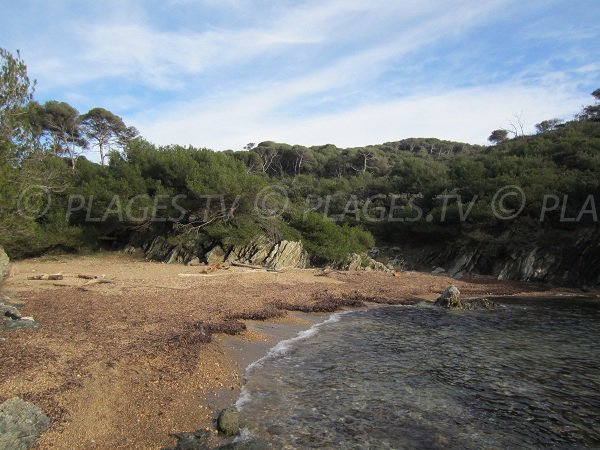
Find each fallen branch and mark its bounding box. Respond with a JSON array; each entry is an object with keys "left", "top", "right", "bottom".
[
  {"left": 77, "top": 274, "right": 104, "bottom": 280},
  {"left": 27, "top": 273, "right": 63, "bottom": 281},
  {"left": 81, "top": 278, "right": 114, "bottom": 286}
]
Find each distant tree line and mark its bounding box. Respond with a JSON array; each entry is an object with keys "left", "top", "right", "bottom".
[{"left": 1, "top": 47, "right": 599, "bottom": 266}]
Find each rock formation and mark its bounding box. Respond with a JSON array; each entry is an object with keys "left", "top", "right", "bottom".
[{"left": 0, "top": 397, "right": 51, "bottom": 450}]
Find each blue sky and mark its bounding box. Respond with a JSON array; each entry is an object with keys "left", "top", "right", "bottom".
[{"left": 1, "top": 0, "right": 599, "bottom": 150}]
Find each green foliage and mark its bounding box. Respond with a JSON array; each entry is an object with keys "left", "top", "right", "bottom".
[
  {"left": 1, "top": 45, "right": 599, "bottom": 269},
  {"left": 290, "top": 212, "right": 374, "bottom": 264},
  {"left": 0, "top": 48, "right": 35, "bottom": 142}
]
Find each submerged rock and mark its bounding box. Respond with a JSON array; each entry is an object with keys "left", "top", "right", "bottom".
[
  {"left": 216, "top": 438, "right": 268, "bottom": 450},
  {"left": 217, "top": 408, "right": 240, "bottom": 436},
  {"left": 434, "top": 285, "right": 497, "bottom": 310},
  {"left": 0, "top": 397, "right": 51, "bottom": 450},
  {"left": 171, "top": 429, "right": 212, "bottom": 450}
]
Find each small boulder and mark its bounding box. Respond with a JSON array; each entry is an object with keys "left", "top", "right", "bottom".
[
  {"left": 217, "top": 407, "right": 240, "bottom": 436},
  {"left": 206, "top": 246, "right": 227, "bottom": 266},
  {"left": 431, "top": 267, "right": 446, "bottom": 275},
  {"left": 187, "top": 257, "right": 201, "bottom": 267},
  {"left": 434, "top": 285, "right": 462, "bottom": 308},
  {"left": 0, "top": 397, "right": 51, "bottom": 450}
]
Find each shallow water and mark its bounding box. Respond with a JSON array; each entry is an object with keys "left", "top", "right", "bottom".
[{"left": 237, "top": 297, "right": 600, "bottom": 449}]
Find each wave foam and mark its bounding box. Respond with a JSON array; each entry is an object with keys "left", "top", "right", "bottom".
[{"left": 235, "top": 310, "right": 352, "bottom": 409}]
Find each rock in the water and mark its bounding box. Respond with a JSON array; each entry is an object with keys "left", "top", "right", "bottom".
[
  {"left": 435, "top": 285, "right": 462, "bottom": 308},
  {"left": 217, "top": 438, "right": 268, "bottom": 450},
  {"left": 434, "top": 286, "right": 497, "bottom": 310},
  {"left": 0, "top": 397, "right": 51, "bottom": 450},
  {"left": 217, "top": 408, "right": 240, "bottom": 436},
  {"left": 462, "top": 297, "right": 497, "bottom": 310},
  {"left": 171, "top": 429, "right": 212, "bottom": 450},
  {"left": 0, "top": 246, "right": 9, "bottom": 281}
]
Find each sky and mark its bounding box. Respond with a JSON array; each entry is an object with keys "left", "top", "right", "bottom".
[{"left": 1, "top": 0, "right": 599, "bottom": 150}]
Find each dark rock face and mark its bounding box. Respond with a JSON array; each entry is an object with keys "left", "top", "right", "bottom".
[
  {"left": 0, "top": 397, "right": 51, "bottom": 450},
  {"left": 217, "top": 408, "right": 240, "bottom": 436}
]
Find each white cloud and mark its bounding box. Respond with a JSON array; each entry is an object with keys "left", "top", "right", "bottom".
[{"left": 133, "top": 81, "right": 588, "bottom": 149}]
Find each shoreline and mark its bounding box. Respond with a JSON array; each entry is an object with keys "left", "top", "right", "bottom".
[{"left": 0, "top": 253, "right": 593, "bottom": 449}]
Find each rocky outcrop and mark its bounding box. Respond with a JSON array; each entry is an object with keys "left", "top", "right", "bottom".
[
  {"left": 140, "top": 235, "right": 308, "bottom": 270},
  {"left": 219, "top": 237, "right": 308, "bottom": 269},
  {"left": 498, "top": 247, "right": 556, "bottom": 282},
  {"left": 434, "top": 285, "right": 497, "bottom": 310},
  {"left": 0, "top": 397, "right": 51, "bottom": 450},
  {"left": 387, "top": 228, "right": 600, "bottom": 288},
  {"left": 0, "top": 246, "right": 9, "bottom": 281},
  {"left": 342, "top": 253, "right": 393, "bottom": 273}
]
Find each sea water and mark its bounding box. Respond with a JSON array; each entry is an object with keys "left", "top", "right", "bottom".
[{"left": 237, "top": 297, "right": 600, "bottom": 449}]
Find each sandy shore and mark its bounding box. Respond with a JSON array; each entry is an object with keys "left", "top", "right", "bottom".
[{"left": 0, "top": 252, "right": 570, "bottom": 449}]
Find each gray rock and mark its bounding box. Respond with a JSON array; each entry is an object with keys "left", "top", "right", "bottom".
[
  {"left": 187, "top": 257, "right": 201, "bottom": 267},
  {"left": 223, "top": 237, "right": 308, "bottom": 269},
  {"left": 206, "top": 246, "right": 227, "bottom": 266},
  {"left": 434, "top": 285, "right": 462, "bottom": 308},
  {"left": 171, "top": 429, "right": 211, "bottom": 450},
  {"left": 342, "top": 253, "right": 392, "bottom": 273},
  {"left": 431, "top": 267, "right": 446, "bottom": 275},
  {"left": 144, "top": 236, "right": 174, "bottom": 261},
  {"left": 462, "top": 297, "right": 498, "bottom": 310},
  {"left": 434, "top": 285, "right": 497, "bottom": 310},
  {"left": 0, "top": 246, "right": 9, "bottom": 281},
  {"left": 0, "top": 397, "right": 51, "bottom": 450},
  {"left": 0, "top": 303, "right": 38, "bottom": 331},
  {"left": 263, "top": 240, "right": 308, "bottom": 270},
  {"left": 217, "top": 408, "right": 239, "bottom": 436},
  {"left": 122, "top": 244, "right": 139, "bottom": 255}
]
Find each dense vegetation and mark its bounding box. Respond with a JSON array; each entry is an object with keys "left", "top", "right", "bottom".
[{"left": 1, "top": 48, "right": 599, "bottom": 267}]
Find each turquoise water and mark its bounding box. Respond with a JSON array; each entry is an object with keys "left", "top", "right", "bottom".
[{"left": 237, "top": 297, "right": 600, "bottom": 449}]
